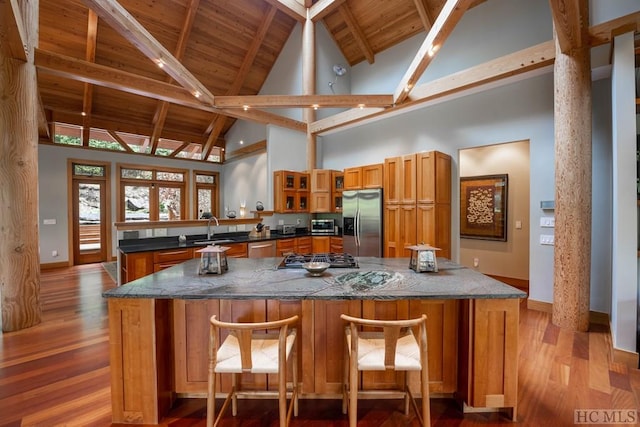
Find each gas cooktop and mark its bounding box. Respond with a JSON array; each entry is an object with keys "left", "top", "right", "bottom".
[{"left": 279, "top": 253, "right": 358, "bottom": 269}]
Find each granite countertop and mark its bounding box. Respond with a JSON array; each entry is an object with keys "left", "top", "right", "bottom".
[
  {"left": 118, "top": 231, "right": 337, "bottom": 253},
  {"left": 103, "top": 257, "right": 527, "bottom": 301}
]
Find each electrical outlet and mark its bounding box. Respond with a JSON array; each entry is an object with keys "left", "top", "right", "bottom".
[
  {"left": 473, "top": 258, "right": 479, "bottom": 267},
  {"left": 52, "top": 250, "right": 58, "bottom": 257},
  {"left": 296, "top": 218, "right": 301, "bottom": 225}
]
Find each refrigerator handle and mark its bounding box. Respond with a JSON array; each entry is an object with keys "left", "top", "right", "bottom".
[{"left": 355, "top": 208, "right": 361, "bottom": 248}]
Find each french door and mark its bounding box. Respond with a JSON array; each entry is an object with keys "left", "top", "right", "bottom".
[{"left": 70, "top": 162, "right": 110, "bottom": 265}]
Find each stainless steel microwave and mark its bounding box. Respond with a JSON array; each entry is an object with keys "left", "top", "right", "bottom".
[{"left": 311, "top": 219, "right": 335, "bottom": 234}]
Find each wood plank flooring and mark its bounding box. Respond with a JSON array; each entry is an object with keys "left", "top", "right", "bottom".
[{"left": 1, "top": 264, "right": 639, "bottom": 426}]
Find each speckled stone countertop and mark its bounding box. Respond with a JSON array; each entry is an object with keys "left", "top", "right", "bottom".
[{"left": 103, "top": 257, "right": 527, "bottom": 301}]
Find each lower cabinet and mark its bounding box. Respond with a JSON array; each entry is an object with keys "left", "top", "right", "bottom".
[
  {"left": 312, "top": 236, "right": 330, "bottom": 253},
  {"left": 330, "top": 236, "right": 343, "bottom": 253},
  {"left": 172, "top": 298, "right": 460, "bottom": 396}
]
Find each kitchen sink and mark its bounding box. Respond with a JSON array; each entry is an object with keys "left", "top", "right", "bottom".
[{"left": 193, "top": 239, "right": 235, "bottom": 245}]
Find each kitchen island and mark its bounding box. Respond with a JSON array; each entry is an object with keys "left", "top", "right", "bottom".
[{"left": 103, "top": 257, "right": 526, "bottom": 424}]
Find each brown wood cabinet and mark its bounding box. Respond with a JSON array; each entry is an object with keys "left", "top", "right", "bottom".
[
  {"left": 330, "top": 236, "right": 343, "bottom": 252},
  {"left": 384, "top": 151, "right": 451, "bottom": 259},
  {"left": 295, "top": 236, "right": 312, "bottom": 254},
  {"left": 121, "top": 251, "right": 153, "bottom": 283},
  {"left": 343, "top": 163, "right": 383, "bottom": 190},
  {"left": 276, "top": 237, "right": 311, "bottom": 256},
  {"left": 332, "top": 170, "right": 344, "bottom": 212},
  {"left": 153, "top": 248, "right": 193, "bottom": 272},
  {"left": 312, "top": 236, "right": 330, "bottom": 253},
  {"left": 384, "top": 154, "right": 416, "bottom": 204},
  {"left": 274, "top": 170, "right": 309, "bottom": 213}
]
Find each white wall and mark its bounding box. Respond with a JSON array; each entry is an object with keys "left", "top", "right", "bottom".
[{"left": 38, "top": 144, "right": 222, "bottom": 264}]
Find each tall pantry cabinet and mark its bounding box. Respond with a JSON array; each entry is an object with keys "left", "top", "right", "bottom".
[{"left": 384, "top": 151, "right": 451, "bottom": 259}]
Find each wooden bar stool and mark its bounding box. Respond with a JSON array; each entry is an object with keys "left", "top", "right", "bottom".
[
  {"left": 206, "top": 314, "right": 299, "bottom": 427},
  {"left": 341, "top": 314, "right": 430, "bottom": 426}
]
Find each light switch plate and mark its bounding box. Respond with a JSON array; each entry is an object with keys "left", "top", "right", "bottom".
[{"left": 540, "top": 234, "right": 554, "bottom": 245}]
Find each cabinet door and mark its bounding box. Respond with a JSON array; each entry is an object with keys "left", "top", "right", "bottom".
[
  {"left": 330, "top": 237, "right": 343, "bottom": 253},
  {"left": 435, "top": 203, "right": 451, "bottom": 259},
  {"left": 417, "top": 204, "right": 436, "bottom": 247},
  {"left": 362, "top": 163, "right": 383, "bottom": 188},
  {"left": 310, "top": 192, "right": 331, "bottom": 213},
  {"left": 408, "top": 299, "right": 459, "bottom": 394},
  {"left": 400, "top": 205, "right": 417, "bottom": 257},
  {"left": 331, "top": 170, "right": 344, "bottom": 192},
  {"left": 312, "top": 300, "right": 361, "bottom": 394},
  {"left": 312, "top": 236, "right": 330, "bottom": 253},
  {"left": 173, "top": 299, "right": 220, "bottom": 393},
  {"left": 225, "top": 242, "right": 248, "bottom": 258},
  {"left": 343, "top": 167, "right": 362, "bottom": 190},
  {"left": 295, "top": 237, "right": 312, "bottom": 254},
  {"left": 311, "top": 169, "right": 332, "bottom": 192},
  {"left": 384, "top": 205, "right": 400, "bottom": 258},
  {"left": 124, "top": 251, "right": 154, "bottom": 283},
  {"left": 400, "top": 154, "right": 416, "bottom": 204},
  {"left": 384, "top": 157, "right": 401, "bottom": 204},
  {"left": 276, "top": 238, "right": 296, "bottom": 256},
  {"left": 417, "top": 151, "right": 451, "bottom": 204}
]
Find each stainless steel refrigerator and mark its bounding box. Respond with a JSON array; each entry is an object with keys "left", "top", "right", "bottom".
[{"left": 342, "top": 189, "right": 383, "bottom": 257}]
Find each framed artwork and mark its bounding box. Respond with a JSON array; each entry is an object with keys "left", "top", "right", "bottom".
[{"left": 460, "top": 174, "right": 508, "bottom": 241}]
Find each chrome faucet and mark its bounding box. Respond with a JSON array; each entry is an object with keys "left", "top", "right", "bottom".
[{"left": 207, "top": 216, "right": 219, "bottom": 240}]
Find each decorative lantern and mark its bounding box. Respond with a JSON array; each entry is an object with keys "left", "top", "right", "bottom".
[
  {"left": 196, "top": 245, "right": 230, "bottom": 275},
  {"left": 408, "top": 244, "right": 440, "bottom": 273}
]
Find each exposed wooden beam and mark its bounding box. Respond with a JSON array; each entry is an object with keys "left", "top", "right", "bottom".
[
  {"left": 225, "top": 140, "right": 267, "bottom": 162},
  {"left": 394, "top": 0, "right": 474, "bottom": 104},
  {"left": 82, "top": 0, "right": 215, "bottom": 105},
  {"left": 81, "top": 10, "right": 98, "bottom": 147},
  {"left": 35, "top": 49, "right": 307, "bottom": 131},
  {"left": 201, "top": 117, "right": 226, "bottom": 161},
  {"left": 0, "top": 0, "right": 28, "bottom": 61},
  {"left": 549, "top": 0, "right": 586, "bottom": 54},
  {"left": 312, "top": 41, "right": 556, "bottom": 134},
  {"left": 588, "top": 11, "right": 640, "bottom": 47},
  {"left": 263, "top": 0, "right": 306, "bottom": 21},
  {"left": 168, "top": 141, "right": 191, "bottom": 158},
  {"left": 150, "top": 0, "right": 200, "bottom": 155},
  {"left": 38, "top": 95, "right": 51, "bottom": 140},
  {"left": 413, "top": 0, "right": 434, "bottom": 32},
  {"left": 339, "top": 4, "right": 374, "bottom": 64},
  {"left": 214, "top": 94, "right": 393, "bottom": 108},
  {"left": 107, "top": 130, "right": 134, "bottom": 153},
  {"left": 309, "top": 0, "right": 345, "bottom": 21}
]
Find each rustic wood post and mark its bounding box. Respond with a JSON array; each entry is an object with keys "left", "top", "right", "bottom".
[
  {"left": 302, "top": 13, "right": 317, "bottom": 170},
  {"left": 0, "top": 0, "right": 42, "bottom": 331},
  {"left": 551, "top": 4, "right": 592, "bottom": 332}
]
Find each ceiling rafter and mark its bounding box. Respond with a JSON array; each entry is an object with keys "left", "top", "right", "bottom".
[
  {"left": 35, "top": 49, "right": 307, "bottom": 132},
  {"left": 413, "top": 0, "right": 433, "bottom": 32},
  {"left": 81, "top": 9, "right": 98, "bottom": 147},
  {"left": 339, "top": 4, "right": 374, "bottom": 64},
  {"left": 263, "top": 0, "right": 306, "bottom": 21},
  {"left": 549, "top": 0, "right": 586, "bottom": 54},
  {"left": 309, "top": 0, "right": 345, "bottom": 21},
  {"left": 311, "top": 40, "right": 556, "bottom": 134},
  {"left": 150, "top": 0, "right": 200, "bottom": 156},
  {"left": 107, "top": 130, "right": 134, "bottom": 153},
  {"left": 201, "top": 5, "right": 277, "bottom": 161},
  {"left": 81, "top": 0, "right": 215, "bottom": 105},
  {"left": 394, "top": 0, "right": 474, "bottom": 104},
  {"left": 0, "top": 0, "right": 28, "bottom": 61},
  {"left": 214, "top": 94, "right": 393, "bottom": 108}
]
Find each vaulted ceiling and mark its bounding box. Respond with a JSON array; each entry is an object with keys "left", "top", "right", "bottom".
[
  {"left": 5, "top": 1, "right": 640, "bottom": 163},
  {"left": 34, "top": 0, "right": 490, "bottom": 161}
]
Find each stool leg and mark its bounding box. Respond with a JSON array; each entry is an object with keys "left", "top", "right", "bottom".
[
  {"left": 349, "top": 354, "right": 358, "bottom": 427},
  {"left": 231, "top": 373, "right": 238, "bottom": 416},
  {"left": 421, "top": 366, "right": 430, "bottom": 426},
  {"left": 206, "top": 370, "right": 216, "bottom": 427},
  {"left": 342, "top": 338, "right": 348, "bottom": 414},
  {"left": 293, "top": 347, "right": 299, "bottom": 417}
]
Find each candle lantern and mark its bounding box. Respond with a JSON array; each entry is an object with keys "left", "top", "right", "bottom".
[
  {"left": 408, "top": 244, "right": 440, "bottom": 273},
  {"left": 196, "top": 245, "right": 230, "bottom": 275}
]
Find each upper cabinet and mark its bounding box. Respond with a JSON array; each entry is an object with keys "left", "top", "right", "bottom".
[
  {"left": 417, "top": 151, "right": 451, "bottom": 205},
  {"left": 343, "top": 163, "right": 383, "bottom": 190},
  {"left": 384, "top": 154, "right": 417, "bottom": 204},
  {"left": 274, "top": 170, "right": 309, "bottom": 213},
  {"left": 310, "top": 169, "right": 344, "bottom": 213}
]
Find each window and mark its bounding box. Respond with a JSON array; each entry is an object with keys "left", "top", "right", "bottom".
[
  {"left": 118, "top": 164, "right": 188, "bottom": 221},
  {"left": 194, "top": 170, "right": 219, "bottom": 219}
]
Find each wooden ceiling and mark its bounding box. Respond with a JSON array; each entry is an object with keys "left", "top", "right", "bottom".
[
  {"left": 34, "top": 0, "right": 491, "bottom": 161},
  {"left": 9, "top": 1, "right": 639, "bottom": 161}
]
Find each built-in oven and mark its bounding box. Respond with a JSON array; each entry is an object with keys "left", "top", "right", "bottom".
[{"left": 311, "top": 219, "right": 335, "bottom": 235}]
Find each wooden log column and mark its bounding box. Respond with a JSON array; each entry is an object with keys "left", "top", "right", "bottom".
[
  {"left": 302, "top": 14, "right": 316, "bottom": 170},
  {"left": 551, "top": 31, "right": 592, "bottom": 332},
  {"left": 0, "top": 0, "right": 42, "bottom": 331}
]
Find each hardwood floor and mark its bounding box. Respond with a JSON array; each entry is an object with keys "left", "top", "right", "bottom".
[{"left": 1, "top": 264, "right": 639, "bottom": 426}]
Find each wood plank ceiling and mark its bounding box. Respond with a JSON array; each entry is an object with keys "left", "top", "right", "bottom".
[{"left": 35, "top": 0, "right": 487, "bottom": 162}]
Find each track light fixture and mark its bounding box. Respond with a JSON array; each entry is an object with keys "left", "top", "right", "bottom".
[{"left": 328, "top": 64, "right": 347, "bottom": 94}]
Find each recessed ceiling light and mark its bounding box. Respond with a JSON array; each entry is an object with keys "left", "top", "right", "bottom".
[{"left": 243, "top": 105, "right": 249, "bottom": 111}]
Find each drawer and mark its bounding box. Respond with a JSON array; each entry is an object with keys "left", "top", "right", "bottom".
[{"left": 153, "top": 248, "right": 193, "bottom": 264}]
